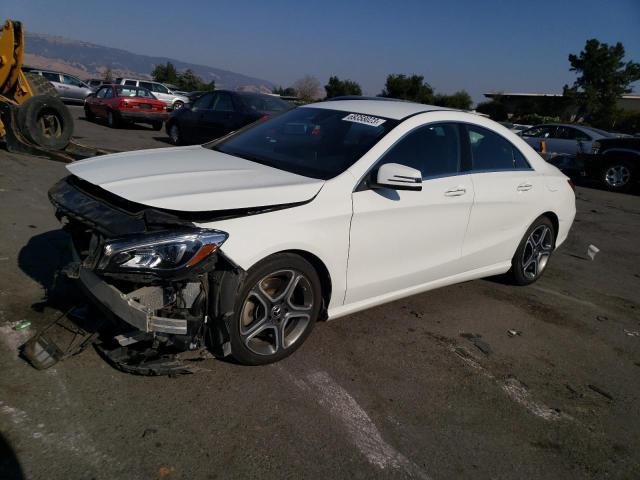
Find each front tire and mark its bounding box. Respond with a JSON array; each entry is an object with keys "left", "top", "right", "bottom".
[
  {"left": 602, "top": 160, "right": 633, "bottom": 193},
  {"left": 17, "top": 95, "right": 73, "bottom": 150},
  {"left": 168, "top": 123, "right": 182, "bottom": 145},
  {"left": 84, "top": 105, "right": 95, "bottom": 121},
  {"left": 228, "top": 253, "right": 321, "bottom": 365},
  {"left": 510, "top": 216, "right": 555, "bottom": 286}
]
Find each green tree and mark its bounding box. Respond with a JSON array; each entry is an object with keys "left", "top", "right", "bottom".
[
  {"left": 563, "top": 38, "right": 640, "bottom": 128},
  {"left": 176, "top": 69, "right": 214, "bottom": 91},
  {"left": 151, "top": 62, "right": 179, "bottom": 84},
  {"left": 324, "top": 76, "right": 362, "bottom": 98},
  {"left": 432, "top": 90, "right": 472, "bottom": 110},
  {"left": 380, "top": 74, "right": 434, "bottom": 103},
  {"left": 273, "top": 86, "right": 297, "bottom": 96}
]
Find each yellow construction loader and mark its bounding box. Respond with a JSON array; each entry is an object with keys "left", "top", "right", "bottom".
[{"left": 0, "top": 19, "right": 108, "bottom": 161}]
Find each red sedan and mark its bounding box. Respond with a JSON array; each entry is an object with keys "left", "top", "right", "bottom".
[{"left": 84, "top": 84, "right": 168, "bottom": 130}]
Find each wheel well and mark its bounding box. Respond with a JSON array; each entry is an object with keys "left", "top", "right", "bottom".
[
  {"left": 541, "top": 211, "right": 559, "bottom": 243},
  {"left": 281, "top": 249, "right": 332, "bottom": 318}
]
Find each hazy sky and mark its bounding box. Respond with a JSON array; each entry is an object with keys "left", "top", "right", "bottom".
[{"left": 3, "top": 0, "right": 639, "bottom": 103}]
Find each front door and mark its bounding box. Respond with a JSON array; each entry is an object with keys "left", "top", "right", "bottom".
[{"left": 346, "top": 122, "right": 474, "bottom": 305}]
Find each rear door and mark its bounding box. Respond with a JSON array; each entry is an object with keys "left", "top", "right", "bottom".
[
  {"left": 198, "top": 92, "right": 240, "bottom": 140},
  {"left": 347, "top": 122, "right": 475, "bottom": 304},
  {"left": 462, "top": 124, "right": 542, "bottom": 271},
  {"left": 62, "top": 74, "right": 89, "bottom": 101},
  {"left": 551, "top": 126, "right": 593, "bottom": 155}
]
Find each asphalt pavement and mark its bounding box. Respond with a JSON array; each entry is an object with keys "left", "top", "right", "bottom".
[{"left": 1, "top": 106, "right": 639, "bottom": 479}]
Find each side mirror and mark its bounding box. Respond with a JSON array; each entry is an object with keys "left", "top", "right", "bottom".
[{"left": 374, "top": 163, "right": 422, "bottom": 191}]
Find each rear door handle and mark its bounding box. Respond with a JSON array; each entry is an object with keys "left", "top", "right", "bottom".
[
  {"left": 517, "top": 183, "right": 533, "bottom": 192},
  {"left": 444, "top": 187, "right": 466, "bottom": 197}
]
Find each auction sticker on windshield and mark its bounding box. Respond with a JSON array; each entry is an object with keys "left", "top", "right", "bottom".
[{"left": 342, "top": 113, "right": 386, "bottom": 127}]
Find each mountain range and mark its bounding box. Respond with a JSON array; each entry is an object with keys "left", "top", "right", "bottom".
[{"left": 23, "top": 32, "right": 275, "bottom": 93}]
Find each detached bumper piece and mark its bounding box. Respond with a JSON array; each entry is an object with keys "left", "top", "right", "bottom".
[{"left": 95, "top": 339, "right": 206, "bottom": 376}]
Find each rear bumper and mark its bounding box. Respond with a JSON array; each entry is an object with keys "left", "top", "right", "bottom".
[{"left": 118, "top": 111, "right": 168, "bottom": 122}]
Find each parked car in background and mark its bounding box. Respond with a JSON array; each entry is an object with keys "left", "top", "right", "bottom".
[
  {"left": 85, "top": 78, "right": 106, "bottom": 91},
  {"left": 49, "top": 99, "right": 575, "bottom": 365},
  {"left": 499, "top": 122, "right": 531, "bottom": 134},
  {"left": 115, "top": 78, "right": 189, "bottom": 110},
  {"left": 166, "top": 90, "right": 293, "bottom": 145},
  {"left": 26, "top": 69, "right": 93, "bottom": 103},
  {"left": 578, "top": 137, "right": 640, "bottom": 192},
  {"left": 84, "top": 84, "right": 168, "bottom": 130},
  {"left": 520, "top": 123, "right": 613, "bottom": 157}
]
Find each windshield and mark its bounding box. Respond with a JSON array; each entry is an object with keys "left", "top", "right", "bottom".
[
  {"left": 211, "top": 107, "right": 399, "bottom": 180},
  {"left": 237, "top": 93, "right": 293, "bottom": 113},
  {"left": 116, "top": 86, "right": 156, "bottom": 99}
]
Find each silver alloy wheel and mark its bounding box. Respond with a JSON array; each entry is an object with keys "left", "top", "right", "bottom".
[
  {"left": 522, "top": 225, "right": 553, "bottom": 280},
  {"left": 604, "top": 165, "right": 631, "bottom": 188},
  {"left": 169, "top": 124, "right": 180, "bottom": 144},
  {"left": 173, "top": 101, "right": 184, "bottom": 110},
  {"left": 239, "top": 269, "right": 314, "bottom": 356}
]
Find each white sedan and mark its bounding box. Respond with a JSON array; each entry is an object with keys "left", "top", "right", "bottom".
[{"left": 50, "top": 99, "right": 576, "bottom": 367}]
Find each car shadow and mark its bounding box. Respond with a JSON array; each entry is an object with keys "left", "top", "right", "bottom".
[
  {"left": 80, "top": 116, "right": 159, "bottom": 132},
  {"left": 152, "top": 136, "right": 174, "bottom": 145},
  {"left": 17, "top": 229, "right": 83, "bottom": 312},
  {"left": 0, "top": 433, "right": 24, "bottom": 480}
]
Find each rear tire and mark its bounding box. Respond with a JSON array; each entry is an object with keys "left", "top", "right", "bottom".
[
  {"left": 107, "top": 110, "right": 120, "bottom": 128},
  {"left": 509, "top": 216, "right": 555, "bottom": 286},
  {"left": 17, "top": 95, "right": 73, "bottom": 151},
  {"left": 601, "top": 159, "right": 634, "bottom": 193}
]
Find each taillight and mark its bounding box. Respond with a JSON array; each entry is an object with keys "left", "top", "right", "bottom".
[
  {"left": 259, "top": 114, "right": 269, "bottom": 121},
  {"left": 568, "top": 179, "right": 576, "bottom": 193},
  {"left": 591, "top": 141, "right": 600, "bottom": 154},
  {"left": 118, "top": 99, "right": 130, "bottom": 109}
]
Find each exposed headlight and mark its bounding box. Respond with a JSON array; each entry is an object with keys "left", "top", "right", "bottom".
[{"left": 98, "top": 229, "right": 228, "bottom": 273}]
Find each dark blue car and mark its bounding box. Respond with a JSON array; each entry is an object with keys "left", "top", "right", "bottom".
[{"left": 166, "top": 90, "right": 293, "bottom": 145}]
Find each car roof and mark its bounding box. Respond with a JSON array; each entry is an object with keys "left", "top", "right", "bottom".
[
  {"left": 534, "top": 123, "right": 612, "bottom": 137},
  {"left": 304, "top": 99, "right": 452, "bottom": 120}
]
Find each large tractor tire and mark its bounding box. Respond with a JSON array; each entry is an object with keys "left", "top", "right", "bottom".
[{"left": 17, "top": 95, "right": 73, "bottom": 151}]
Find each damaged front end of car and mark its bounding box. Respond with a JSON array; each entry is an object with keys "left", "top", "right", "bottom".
[{"left": 36, "top": 175, "right": 247, "bottom": 375}]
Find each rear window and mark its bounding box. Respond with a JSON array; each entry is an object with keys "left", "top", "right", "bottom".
[
  {"left": 237, "top": 93, "right": 293, "bottom": 113},
  {"left": 116, "top": 86, "right": 155, "bottom": 98},
  {"left": 211, "top": 107, "right": 398, "bottom": 180}
]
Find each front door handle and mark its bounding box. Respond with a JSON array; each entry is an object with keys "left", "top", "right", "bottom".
[
  {"left": 444, "top": 187, "right": 466, "bottom": 197},
  {"left": 517, "top": 183, "right": 533, "bottom": 192}
]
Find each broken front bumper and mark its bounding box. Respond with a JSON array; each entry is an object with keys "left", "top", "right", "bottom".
[{"left": 77, "top": 266, "right": 188, "bottom": 335}]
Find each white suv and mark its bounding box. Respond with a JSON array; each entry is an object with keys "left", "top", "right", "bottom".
[{"left": 115, "top": 78, "right": 189, "bottom": 110}]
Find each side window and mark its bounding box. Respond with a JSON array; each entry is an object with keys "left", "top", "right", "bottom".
[
  {"left": 192, "top": 92, "right": 215, "bottom": 110},
  {"left": 153, "top": 83, "right": 169, "bottom": 94},
  {"left": 139, "top": 81, "right": 154, "bottom": 91},
  {"left": 212, "top": 93, "right": 235, "bottom": 112},
  {"left": 63, "top": 75, "right": 83, "bottom": 87},
  {"left": 521, "top": 126, "right": 553, "bottom": 138},
  {"left": 379, "top": 123, "right": 461, "bottom": 179},
  {"left": 42, "top": 72, "right": 60, "bottom": 83},
  {"left": 104, "top": 88, "right": 114, "bottom": 99},
  {"left": 467, "top": 125, "right": 529, "bottom": 171},
  {"left": 124, "top": 80, "right": 137, "bottom": 86},
  {"left": 96, "top": 87, "right": 108, "bottom": 98},
  {"left": 556, "top": 126, "right": 591, "bottom": 141}
]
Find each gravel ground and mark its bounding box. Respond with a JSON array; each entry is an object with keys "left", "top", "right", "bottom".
[{"left": 1, "top": 107, "right": 639, "bottom": 479}]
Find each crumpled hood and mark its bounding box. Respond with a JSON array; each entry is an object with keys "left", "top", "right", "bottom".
[{"left": 66, "top": 145, "right": 324, "bottom": 212}]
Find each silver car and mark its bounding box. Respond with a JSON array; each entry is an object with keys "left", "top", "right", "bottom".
[
  {"left": 115, "top": 78, "right": 189, "bottom": 110},
  {"left": 28, "top": 69, "right": 93, "bottom": 103},
  {"left": 520, "top": 123, "right": 614, "bottom": 156}
]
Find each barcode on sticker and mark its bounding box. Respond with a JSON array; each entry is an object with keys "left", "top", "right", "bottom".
[{"left": 342, "top": 113, "right": 386, "bottom": 127}]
